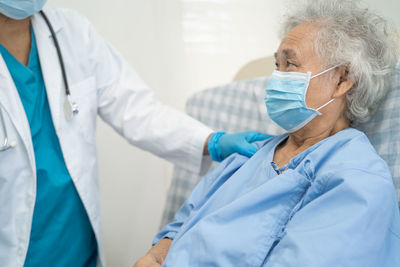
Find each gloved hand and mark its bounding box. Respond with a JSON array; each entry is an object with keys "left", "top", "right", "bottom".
[{"left": 208, "top": 131, "right": 274, "bottom": 162}]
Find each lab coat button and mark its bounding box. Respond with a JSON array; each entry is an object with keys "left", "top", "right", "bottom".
[{"left": 18, "top": 248, "right": 23, "bottom": 256}]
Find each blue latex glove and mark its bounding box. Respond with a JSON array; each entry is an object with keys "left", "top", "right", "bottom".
[{"left": 208, "top": 131, "right": 274, "bottom": 162}]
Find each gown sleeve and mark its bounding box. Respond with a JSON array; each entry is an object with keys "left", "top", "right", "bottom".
[
  {"left": 265, "top": 168, "right": 400, "bottom": 267},
  {"left": 153, "top": 154, "right": 248, "bottom": 245}
]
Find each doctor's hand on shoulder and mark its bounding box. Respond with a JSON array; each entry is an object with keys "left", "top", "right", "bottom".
[{"left": 206, "top": 131, "right": 273, "bottom": 162}]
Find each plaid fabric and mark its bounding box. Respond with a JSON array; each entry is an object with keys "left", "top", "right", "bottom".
[
  {"left": 358, "top": 61, "right": 400, "bottom": 205},
  {"left": 160, "top": 62, "right": 400, "bottom": 227}
]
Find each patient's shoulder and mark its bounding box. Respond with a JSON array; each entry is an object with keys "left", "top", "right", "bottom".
[
  {"left": 252, "top": 134, "right": 287, "bottom": 150},
  {"left": 252, "top": 139, "right": 272, "bottom": 149},
  {"left": 312, "top": 128, "right": 391, "bottom": 180}
]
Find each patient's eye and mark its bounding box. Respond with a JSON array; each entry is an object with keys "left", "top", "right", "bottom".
[{"left": 286, "top": 61, "right": 299, "bottom": 72}]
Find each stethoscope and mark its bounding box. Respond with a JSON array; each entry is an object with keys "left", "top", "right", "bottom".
[
  {"left": 0, "top": 11, "right": 78, "bottom": 152},
  {"left": 0, "top": 108, "right": 16, "bottom": 151},
  {"left": 40, "top": 10, "right": 79, "bottom": 120}
]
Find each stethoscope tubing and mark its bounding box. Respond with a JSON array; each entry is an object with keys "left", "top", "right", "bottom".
[
  {"left": 0, "top": 10, "right": 74, "bottom": 152},
  {"left": 39, "top": 10, "right": 71, "bottom": 96}
]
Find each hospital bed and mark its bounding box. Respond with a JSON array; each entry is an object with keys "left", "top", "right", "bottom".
[{"left": 160, "top": 56, "right": 400, "bottom": 227}]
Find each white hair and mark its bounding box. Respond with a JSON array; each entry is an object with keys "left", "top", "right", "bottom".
[{"left": 281, "top": 0, "right": 399, "bottom": 124}]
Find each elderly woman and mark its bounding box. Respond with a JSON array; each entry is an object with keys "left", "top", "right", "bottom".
[{"left": 135, "top": 0, "right": 400, "bottom": 266}]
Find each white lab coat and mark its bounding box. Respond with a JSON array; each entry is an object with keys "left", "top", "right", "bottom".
[{"left": 0, "top": 7, "right": 212, "bottom": 267}]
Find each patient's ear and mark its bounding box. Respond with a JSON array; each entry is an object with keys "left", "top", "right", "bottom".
[{"left": 332, "top": 65, "right": 354, "bottom": 98}]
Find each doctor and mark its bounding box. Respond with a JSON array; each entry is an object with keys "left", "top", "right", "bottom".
[{"left": 0, "top": 1, "right": 271, "bottom": 267}]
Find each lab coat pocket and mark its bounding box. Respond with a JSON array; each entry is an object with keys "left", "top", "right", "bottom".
[{"left": 69, "top": 76, "right": 98, "bottom": 144}]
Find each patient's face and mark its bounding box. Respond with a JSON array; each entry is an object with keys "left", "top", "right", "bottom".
[{"left": 274, "top": 22, "right": 338, "bottom": 111}]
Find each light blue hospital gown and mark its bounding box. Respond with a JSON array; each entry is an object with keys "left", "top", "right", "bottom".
[{"left": 154, "top": 128, "right": 400, "bottom": 266}]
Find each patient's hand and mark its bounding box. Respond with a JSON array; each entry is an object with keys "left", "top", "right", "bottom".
[
  {"left": 133, "top": 255, "right": 161, "bottom": 267},
  {"left": 133, "top": 238, "right": 172, "bottom": 267}
]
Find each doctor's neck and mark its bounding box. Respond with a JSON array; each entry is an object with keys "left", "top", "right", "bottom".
[{"left": 0, "top": 13, "right": 31, "bottom": 65}]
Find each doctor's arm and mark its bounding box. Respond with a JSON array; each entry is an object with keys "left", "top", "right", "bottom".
[
  {"left": 87, "top": 22, "right": 270, "bottom": 173},
  {"left": 264, "top": 169, "right": 400, "bottom": 267}
]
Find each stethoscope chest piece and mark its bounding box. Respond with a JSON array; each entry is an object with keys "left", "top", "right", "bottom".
[{"left": 64, "top": 95, "right": 79, "bottom": 120}]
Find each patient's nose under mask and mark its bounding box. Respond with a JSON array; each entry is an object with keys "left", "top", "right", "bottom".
[{"left": 264, "top": 64, "right": 340, "bottom": 133}]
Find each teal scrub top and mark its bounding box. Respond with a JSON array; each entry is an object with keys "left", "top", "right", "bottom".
[{"left": 0, "top": 26, "right": 98, "bottom": 266}]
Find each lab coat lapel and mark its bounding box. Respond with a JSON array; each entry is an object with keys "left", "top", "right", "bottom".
[
  {"left": 31, "top": 11, "right": 64, "bottom": 133},
  {"left": 0, "top": 55, "right": 36, "bottom": 170}
]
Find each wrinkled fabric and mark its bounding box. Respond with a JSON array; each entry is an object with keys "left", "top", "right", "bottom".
[{"left": 155, "top": 128, "right": 400, "bottom": 267}]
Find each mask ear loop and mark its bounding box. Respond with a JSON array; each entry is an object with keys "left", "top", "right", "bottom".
[
  {"left": 312, "top": 63, "right": 342, "bottom": 112},
  {"left": 316, "top": 98, "right": 335, "bottom": 111},
  {"left": 311, "top": 63, "right": 342, "bottom": 79}
]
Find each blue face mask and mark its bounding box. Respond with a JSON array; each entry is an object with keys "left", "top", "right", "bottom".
[
  {"left": 0, "top": 0, "right": 47, "bottom": 20},
  {"left": 264, "top": 65, "right": 340, "bottom": 133}
]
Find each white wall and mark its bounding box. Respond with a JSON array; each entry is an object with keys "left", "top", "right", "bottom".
[
  {"left": 364, "top": 0, "right": 400, "bottom": 27},
  {"left": 48, "top": 1, "right": 399, "bottom": 266}
]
